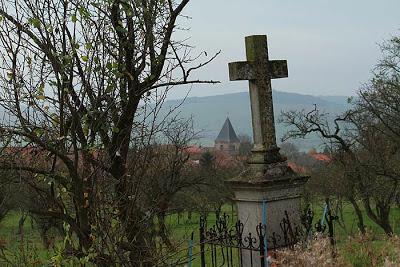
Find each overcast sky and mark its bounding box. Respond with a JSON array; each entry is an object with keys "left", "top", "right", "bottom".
[{"left": 167, "top": 0, "right": 400, "bottom": 99}]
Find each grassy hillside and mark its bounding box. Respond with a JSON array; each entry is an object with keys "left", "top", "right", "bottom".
[{"left": 161, "top": 91, "right": 350, "bottom": 150}]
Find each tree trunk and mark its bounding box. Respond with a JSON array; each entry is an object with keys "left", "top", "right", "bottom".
[
  {"left": 334, "top": 200, "right": 347, "bottom": 232},
  {"left": 362, "top": 198, "right": 393, "bottom": 236},
  {"left": 75, "top": 159, "right": 94, "bottom": 252},
  {"left": 17, "top": 213, "right": 27, "bottom": 235},
  {"left": 348, "top": 197, "right": 366, "bottom": 235},
  {"left": 380, "top": 219, "right": 393, "bottom": 236},
  {"left": 158, "top": 212, "right": 173, "bottom": 249},
  {"left": 116, "top": 177, "right": 156, "bottom": 266},
  {"left": 377, "top": 202, "right": 393, "bottom": 236},
  {"left": 127, "top": 209, "right": 156, "bottom": 267}
]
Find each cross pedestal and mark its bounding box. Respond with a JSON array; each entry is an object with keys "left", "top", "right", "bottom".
[
  {"left": 227, "top": 35, "right": 309, "bottom": 266},
  {"left": 230, "top": 176, "right": 308, "bottom": 266}
]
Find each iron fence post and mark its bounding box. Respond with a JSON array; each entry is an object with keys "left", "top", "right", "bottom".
[{"left": 200, "top": 216, "right": 206, "bottom": 267}]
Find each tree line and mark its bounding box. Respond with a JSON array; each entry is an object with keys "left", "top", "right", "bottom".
[{"left": 280, "top": 35, "right": 400, "bottom": 236}]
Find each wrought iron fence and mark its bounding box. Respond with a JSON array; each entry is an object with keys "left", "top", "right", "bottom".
[
  {"left": 197, "top": 200, "right": 337, "bottom": 267},
  {"left": 199, "top": 211, "right": 301, "bottom": 267},
  {"left": 199, "top": 213, "right": 262, "bottom": 267}
]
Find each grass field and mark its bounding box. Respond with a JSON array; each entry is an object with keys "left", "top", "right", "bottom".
[
  {"left": 0, "top": 211, "right": 57, "bottom": 266},
  {"left": 0, "top": 202, "right": 399, "bottom": 266},
  {"left": 165, "top": 202, "right": 400, "bottom": 266}
]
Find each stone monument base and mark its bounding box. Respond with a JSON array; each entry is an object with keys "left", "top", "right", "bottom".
[{"left": 228, "top": 165, "right": 309, "bottom": 267}]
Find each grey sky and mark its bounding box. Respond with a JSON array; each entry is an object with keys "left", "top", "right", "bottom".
[{"left": 168, "top": 0, "right": 399, "bottom": 99}]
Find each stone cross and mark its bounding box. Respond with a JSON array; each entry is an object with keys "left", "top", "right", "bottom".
[
  {"left": 229, "top": 35, "right": 287, "bottom": 156},
  {"left": 227, "top": 36, "right": 309, "bottom": 267}
]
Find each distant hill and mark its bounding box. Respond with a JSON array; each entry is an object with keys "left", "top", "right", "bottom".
[{"left": 160, "top": 91, "right": 350, "bottom": 151}]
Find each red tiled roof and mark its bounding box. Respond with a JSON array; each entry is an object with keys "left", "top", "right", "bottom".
[
  {"left": 309, "top": 153, "right": 331, "bottom": 162},
  {"left": 288, "top": 161, "right": 307, "bottom": 173},
  {"left": 184, "top": 146, "right": 203, "bottom": 154},
  {"left": 213, "top": 150, "right": 239, "bottom": 168}
]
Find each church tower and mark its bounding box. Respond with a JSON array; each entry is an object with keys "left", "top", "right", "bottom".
[{"left": 214, "top": 117, "right": 240, "bottom": 156}]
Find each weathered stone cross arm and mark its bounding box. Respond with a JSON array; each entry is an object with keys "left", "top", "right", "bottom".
[{"left": 228, "top": 60, "right": 288, "bottom": 81}]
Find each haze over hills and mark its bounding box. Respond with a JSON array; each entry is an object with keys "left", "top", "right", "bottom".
[{"left": 161, "top": 91, "right": 350, "bottom": 151}]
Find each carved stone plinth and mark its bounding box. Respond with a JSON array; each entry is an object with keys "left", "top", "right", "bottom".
[{"left": 228, "top": 167, "right": 308, "bottom": 266}]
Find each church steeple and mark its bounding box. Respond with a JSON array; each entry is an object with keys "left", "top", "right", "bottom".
[
  {"left": 215, "top": 117, "right": 240, "bottom": 156},
  {"left": 215, "top": 118, "right": 240, "bottom": 143}
]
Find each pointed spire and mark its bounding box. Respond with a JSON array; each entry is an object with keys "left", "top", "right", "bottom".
[{"left": 215, "top": 117, "right": 240, "bottom": 143}]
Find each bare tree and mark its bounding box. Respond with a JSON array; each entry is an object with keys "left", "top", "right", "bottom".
[
  {"left": 279, "top": 34, "right": 400, "bottom": 234},
  {"left": 280, "top": 100, "right": 399, "bottom": 236},
  {"left": 0, "top": 0, "right": 219, "bottom": 265},
  {"left": 280, "top": 107, "right": 367, "bottom": 234},
  {"left": 238, "top": 134, "right": 252, "bottom": 157},
  {"left": 357, "top": 36, "right": 400, "bottom": 144}
]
